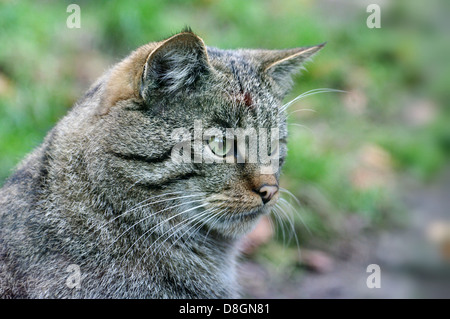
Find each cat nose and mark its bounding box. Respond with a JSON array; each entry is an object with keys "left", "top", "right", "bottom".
[{"left": 256, "top": 184, "right": 279, "bottom": 205}]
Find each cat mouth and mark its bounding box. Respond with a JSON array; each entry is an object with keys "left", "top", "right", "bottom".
[
  {"left": 203, "top": 193, "right": 276, "bottom": 225},
  {"left": 234, "top": 209, "right": 263, "bottom": 221},
  {"left": 220, "top": 207, "right": 266, "bottom": 222}
]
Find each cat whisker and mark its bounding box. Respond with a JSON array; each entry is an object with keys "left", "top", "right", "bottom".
[
  {"left": 287, "top": 108, "right": 317, "bottom": 117},
  {"left": 279, "top": 196, "right": 307, "bottom": 232},
  {"left": 117, "top": 202, "right": 209, "bottom": 265},
  {"left": 87, "top": 191, "right": 184, "bottom": 234},
  {"left": 202, "top": 209, "right": 225, "bottom": 242},
  {"left": 271, "top": 204, "right": 288, "bottom": 246},
  {"left": 266, "top": 213, "right": 276, "bottom": 239},
  {"left": 279, "top": 187, "right": 303, "bottom": 211},
  {"left": 152, "top": 208, "right": 222, "bottom": 268},
  {"left": 108, "top": 198, "right": 204, "bottom": 254},
  {"left": 288, "top": 122, "right": 314, "bottom": 134},
  {"left": 280, "top": 88, "right": 346, "bottom": 113},
  {"left": 189, "top": 208, "right": 225, "bottom": 248},
  {"left": 272, "top": 187, "right": 310, "bottom": 250},
  {"left": 88, "top": 192, "right": 198, "bottom": 236},
  {"left": 127, "top": 203, "right": 210, "bottom": 264},
  {"left": 277, "top": 198, "right": 302, "bottom": 250},
  {"left": 166, "top": 208, "right": 219, "bottom": 251},
  {"left": 141, "top": 207, "right": 216, "bottom": 268}
]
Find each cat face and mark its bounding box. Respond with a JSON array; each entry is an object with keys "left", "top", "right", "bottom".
[{"left": 92, "top": 31, "right": 324, "bottom": 238}]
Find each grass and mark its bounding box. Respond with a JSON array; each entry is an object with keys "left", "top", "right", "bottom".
[{"left": 0, "top": 0, "right": 448, "bottom": 251}]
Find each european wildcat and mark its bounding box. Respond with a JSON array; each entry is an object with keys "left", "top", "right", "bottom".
[{"left": 0, "top": 30, "right": 323, "bottom": 298}]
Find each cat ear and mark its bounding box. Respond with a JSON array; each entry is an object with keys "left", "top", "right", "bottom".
[
  {"left": 261, "top": 43, "right": 326, "bottom": 93},
  {"left": 140, "top": 31, "right": 211, "bottom": 98}
]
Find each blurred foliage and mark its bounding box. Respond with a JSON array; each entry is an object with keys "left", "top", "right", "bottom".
[{"left": 0, "top": 0, "right": 448, "bottom": 252}]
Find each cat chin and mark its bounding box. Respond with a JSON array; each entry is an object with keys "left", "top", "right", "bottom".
[{"left": 205, "top": 208, "right": 269, "bottom": 239}]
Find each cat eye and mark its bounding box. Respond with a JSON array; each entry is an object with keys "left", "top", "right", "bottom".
[{"left": 207, "top": 136, "right": 233, "bottom": 157}]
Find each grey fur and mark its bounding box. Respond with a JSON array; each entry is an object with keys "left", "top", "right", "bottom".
[{"left": 0, "top": 31, "right": 323, "bottom": 298}]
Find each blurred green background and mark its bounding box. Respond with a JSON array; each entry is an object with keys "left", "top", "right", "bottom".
[{"left": 0, "top": 0, "right": 449, "bottom": 298}]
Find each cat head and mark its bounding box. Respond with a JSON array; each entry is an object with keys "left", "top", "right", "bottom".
[{"left": 81, "top": 30, "right": 324, "bottom": 238}]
